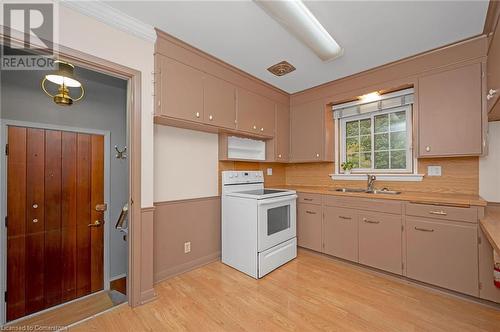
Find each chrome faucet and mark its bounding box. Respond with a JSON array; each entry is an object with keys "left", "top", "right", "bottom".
[{"left": 367, "top": 174, "right": 377, "bottom": 192}]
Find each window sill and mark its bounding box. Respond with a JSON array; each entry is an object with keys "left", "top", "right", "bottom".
[{"left": 329, "top": 173, "right": 424, "bottom": 182}]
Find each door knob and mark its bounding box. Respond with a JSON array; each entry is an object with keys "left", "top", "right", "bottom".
[
  {"left": 95, "top": 203, "right": 107, "bottom": 212},
  {"left": 88, "top": 220, "right": 102, "bottom": 227}
]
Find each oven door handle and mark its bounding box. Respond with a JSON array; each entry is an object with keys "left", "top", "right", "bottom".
[{"left": 257, "top": 194, "right": 298, "bottom": 206}]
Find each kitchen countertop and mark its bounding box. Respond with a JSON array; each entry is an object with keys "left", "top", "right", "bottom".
[
  {"left": 480, "top": 206, "right": 500, "bottom": 253},
  {"left": 269, "top": 185, "right": 487, "bottom": 207}
]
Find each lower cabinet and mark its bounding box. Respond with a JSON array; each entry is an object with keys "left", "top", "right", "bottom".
[
  {"left": 297, "top": 203, "right": 322, "bottom": 252},
  {"left": 323, "top": 207, "right": 358, "bottom": 261},
  {"left": 478, "top": 227, "right": 500, "bottom": 302},
  {"left": 358, "top": 212, "right": 402, "bottom": 275},
  {"left": 406, "top": 217, "right": 479, "bottom": 296}
]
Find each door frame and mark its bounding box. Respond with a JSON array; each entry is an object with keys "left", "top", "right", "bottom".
[
  {"left": 0, "top": 28, "right": 146, "bottom": 325},
  {"left": 0, "top": 120, "right": 112, "bottom": 322}
]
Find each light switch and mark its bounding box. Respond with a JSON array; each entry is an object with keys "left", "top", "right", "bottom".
[
  {"left": 267, "top": 168, "right": 273, "bottom": 176},
  {"left": 427, "top": 165, "right": 442, "bottom": 176}
]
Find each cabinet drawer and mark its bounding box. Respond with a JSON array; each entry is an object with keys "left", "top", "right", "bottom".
[
  {"left": 297, "top": 203, "right": 322, "bottom": 252},
  {"left": 358, "top": 211, "right": 402, "bottom": 275},
  {"left": 406, "top": 217, "right": 478, "bottom": 296},
  {"left": 323, "top": 207, "right": 358, "bottom": 262},
  {"left": 297, "top": 192, "right": 322, "bottom": 205},
  {"left": 323, "top": 195, "right": 402, "bottom": 215},
  {"left": 405, "top": 202, "right": 477, "bottom": 223}
]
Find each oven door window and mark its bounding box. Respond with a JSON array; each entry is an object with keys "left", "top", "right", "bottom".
[{"left": 267, "top": 205, "right": 290, "bottom": 236}]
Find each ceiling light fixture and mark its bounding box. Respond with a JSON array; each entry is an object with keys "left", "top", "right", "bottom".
[
  {"left": 360, "top": 92, "right": 381, "bottom": 103},
  {"left": 41, "top": 60, "right": 85, "bottom": 106},
  {"left": 255, "top": 0, "right": 343, "bottom": 62},
  {"left": 267, "top": 61, "right": 296, "bottom": 76}
]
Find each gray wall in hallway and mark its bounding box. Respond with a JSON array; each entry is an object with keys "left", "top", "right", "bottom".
[{"left": 1, "top": 66, "right": 129, "bottom": 279}]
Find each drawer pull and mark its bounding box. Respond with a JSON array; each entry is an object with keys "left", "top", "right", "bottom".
[
  {"left": 303, "top": 198, "right": 313, "bottom": 201},
  {"left": 429, "top": 210, "right": 447, "bottom": 216},
  {"left": 338, "top": 216, "right": 352, "bottom": 220},
  {"left": 415, "top": 226, "right": 434, "bottom": 232},
  {"left": 306, "top": 211, "right": 316, "bottom": 215},
  {"left": 363, "top": 218, "right": 380, "bottom": 224}
]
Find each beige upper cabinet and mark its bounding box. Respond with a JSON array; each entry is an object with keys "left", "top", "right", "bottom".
[
  {"left": 290, "top": 99, "right": 334, "bottom": 162},
  {"left": 275, "top": 103, "right": 290, "bottom": 161},
  {"left": 237, "top": 88, "right": 275, "bottom": 137},
  {"left": 418, "top": 63, "right": 483, "bottom": 157},
  {"left": 157, "top": 56, "right": 204, "bottom": 122},
  {"left": 203, "top": 75, "right": 236, "bottom": 129},
  {"left": 487, "top": 17, "right": 500, "bottom": 118}
]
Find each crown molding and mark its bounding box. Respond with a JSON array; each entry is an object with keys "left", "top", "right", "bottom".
[{"left": 61, "top": 0, "right": 156, "bottom": 43}]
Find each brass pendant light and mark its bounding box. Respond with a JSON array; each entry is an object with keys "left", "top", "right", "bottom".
[{"left": 41, "top": 60, "right": 85, "bottom": 106}]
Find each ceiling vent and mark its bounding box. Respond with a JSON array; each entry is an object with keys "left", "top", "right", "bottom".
[{"left": 267, "top": 61, "right": 296, "bottom": 77}]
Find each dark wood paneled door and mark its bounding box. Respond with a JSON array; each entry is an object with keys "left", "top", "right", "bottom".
[{"left": 6, "top": 126, "right": 105, "bottom": 322}]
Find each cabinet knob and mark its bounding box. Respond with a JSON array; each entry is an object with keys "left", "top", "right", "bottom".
[
  {"left": 260, "top": 127, "right": 264, "bottom": 132},
  {"left": 253, "top": 125, "right": 257, "bottom": 130},
  {"left": 425, "top": 146, "right": 431, "bottom": 152},
  {"left": 195, "top": 112, "right": 200, "bottom": 118},
  {"left": 32, "top": 218, "right": 38, "bottom": 223},
  {"left": 278, "top": 154, "right": 282, "bottom": 158},
  {"left": 209, "top": 115, "right": 213, "bottom": 121},
  {"left": 316, "top": 153, "right": 320, "bottom": 158},
  {"left": 32, "top": 203, "right": 38, "bottom": 209},
  {"left": 487, "top": 89, "right": 497, "bottom": 100}
]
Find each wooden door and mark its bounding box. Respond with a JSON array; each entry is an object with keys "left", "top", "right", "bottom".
[
  {"left": 203, "top": 75, "right": 236, "bottom": 129},
  {"left": 323, "top": 207, "right": 358, "bottom": 262},
  {"left": 297, "top": 203, "right": 322, "bottom": 251},
  {"left": 290, "top": 100, "right": 324, "bottom": 162},
  {"left": 358, "top": 211, "right": 402, "bottom": 275},
  {"left": 406, "top": 217, "right": 478, "bottom": 296},
  {"left": 418, "top": 63, "right": 483, "bottom": 157},
  {"left": 159, "top": 56, "right": 204, "bottom": 122},
  {"left": 275, "top": 103, "right": 289, "bottom": 161},
  {"left": 6, "top": 126, "right": 105, "bottom": 322}
]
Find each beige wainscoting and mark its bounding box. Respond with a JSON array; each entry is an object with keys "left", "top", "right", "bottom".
[
  {"left": 153, "top": 197, "right": 221, "bottom": 283},
  {"left": 140, "top": 207, "right": 156, "bottom": 303}
]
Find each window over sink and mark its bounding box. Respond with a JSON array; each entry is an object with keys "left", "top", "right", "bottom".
[{"left": 332, "top": 88, "right": 421, "bottom": 180}]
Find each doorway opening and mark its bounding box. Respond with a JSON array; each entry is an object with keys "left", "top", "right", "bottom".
[{"left": 0, "top": 47, "right": 130, "bottom": 327}]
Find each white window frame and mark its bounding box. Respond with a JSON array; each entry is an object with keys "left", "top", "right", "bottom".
[{"left": 339, "top": 105, "right": 415, "bottom": 174}]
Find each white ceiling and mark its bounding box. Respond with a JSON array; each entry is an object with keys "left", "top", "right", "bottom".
[{"left": 105, "top": 1, "right": 489, "bottom": 94}]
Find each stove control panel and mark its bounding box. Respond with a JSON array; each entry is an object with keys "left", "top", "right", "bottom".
[{"left": 222, "top": 171, "right": 263, "bottom": 185}]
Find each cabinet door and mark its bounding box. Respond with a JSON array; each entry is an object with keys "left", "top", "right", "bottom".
[
  {"left": 160, "top": 56, "right": 204, "bottom": 122},
  {"left": 297, "top": 203, "right": 322, "bottom": 252},
  {"left": 290, "top": 100, "right": 325, "bottom": 161},
  {"left": 487, "top": 18, "right": 500, "bottom": 113},
  {"left": 237, "top": 88, "right": 275, "bottom": 136},
  {"left": 418, "top": 63, "right": 483, "bottom": 157},
  {"left": 275, "top": 103, "right": 289, "bottom": 161},
  {"left": 478, "top": 227, "right": 500, "bottom": 303},
  {"left": 323, "top": 207, "right": 358, "bottom": 262},
  {"left": 203, "top": 75, "right": 236, "bottom": 129},
  {"left": 406, "top": 217, "right": 478, "bottom": 296},
  {"left": 358, "top": 211, "right": 402, "bottom": 274}
]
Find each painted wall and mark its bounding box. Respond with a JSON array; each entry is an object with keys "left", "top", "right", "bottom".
[
  {"left": 1, "top": 66, "right": 129, "bottom": 279},
  {"left": 480, "top": 122, "right": 500, "bottom": 203},
  {"left": 154, "top": 125, "right": 219, "bottom": 202},
  {"left": 57, "top": 5, "right": 155, "bottom": 208}
]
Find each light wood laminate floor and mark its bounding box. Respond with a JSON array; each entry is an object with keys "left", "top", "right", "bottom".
[{"left": 71, "top": 250, "right": 500, "bottom": 331}]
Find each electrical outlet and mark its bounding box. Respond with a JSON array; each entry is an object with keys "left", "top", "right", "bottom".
[
  {"left": 267, "top": 168, "right": 273, "bottom": 176},
  {"left": 427, "top": 165, "right": 442, "bottom": 176},
  {"left": 184, "top": 241, "right": 191, "bottom": 253}
]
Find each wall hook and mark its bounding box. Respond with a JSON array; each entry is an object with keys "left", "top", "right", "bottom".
[{"left": 115, "top": 145, "right": 127, "bottom": 159}]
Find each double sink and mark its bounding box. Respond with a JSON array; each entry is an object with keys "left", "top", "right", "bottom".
[{"left": 332, "top": 188, "right": 401, "bottom": 195}]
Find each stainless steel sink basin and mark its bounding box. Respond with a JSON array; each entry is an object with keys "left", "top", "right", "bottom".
[
  {"left": 369, "top": 189, "right": 401, "bottom": 195},
  {"left": 332, "top": 188, "right": 401, "bottom": 195},
  {"left": 333, "top": 188, "right": 366, "bottom": 193}
]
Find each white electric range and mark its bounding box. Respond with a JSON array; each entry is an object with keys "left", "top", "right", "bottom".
[{"left": 221, "top": 171, "right": 297, "bottom": 278}]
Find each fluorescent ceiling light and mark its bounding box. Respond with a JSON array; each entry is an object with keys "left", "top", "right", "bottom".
[{"left": 255, "top": 0, "right": 343, "bottom": 62}]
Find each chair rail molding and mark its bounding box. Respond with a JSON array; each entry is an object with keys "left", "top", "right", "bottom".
[{"left": 61, "top": 0, "right": 157, "bottom": 42}]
